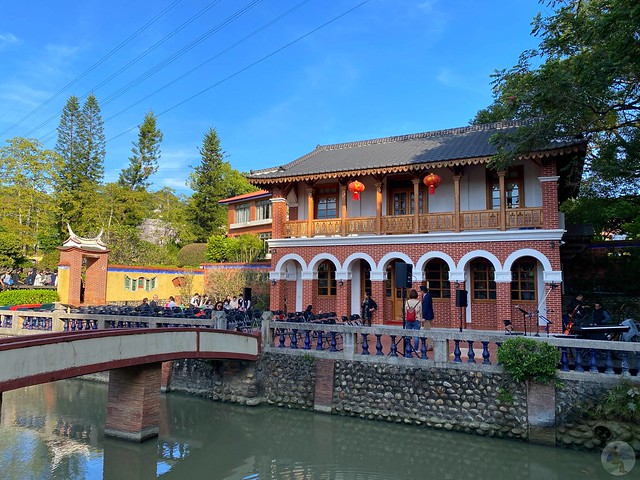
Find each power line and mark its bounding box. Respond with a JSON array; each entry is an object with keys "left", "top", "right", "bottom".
[
  {"left": 104, "top": 0, "right": 314, "bottom": 124},
  {"left": 108, "top": 0, "right": 373, "bottom": 143},
  {"left": 100, "top": 0, "right": 263, "bottom": 107},
  {"left": 0, "top": 0, "right": 183, "bottom": 138},
  {"left": 22, "top": 0, "right": 229, "bottom": 140}
]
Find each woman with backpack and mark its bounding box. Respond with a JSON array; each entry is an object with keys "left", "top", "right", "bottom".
[{"left": 405, "top": 289, "right": 422, "bottom": 352}]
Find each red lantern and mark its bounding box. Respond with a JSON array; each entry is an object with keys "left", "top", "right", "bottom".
[
  {"left": 423, "top": 173, "right": 441, "bottom": 194},
  {"left": 348, "top": 180, "right": 365, "bottom": 200}
]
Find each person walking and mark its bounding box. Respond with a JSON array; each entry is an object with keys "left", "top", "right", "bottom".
[
  {"left": 405, "top": 289, "right": 422, "bottom": 351},
  {"left": 361, "top": 291, "right": 378, "bottom": 326},
  {"left": 420, "top": 285, "right": 435, "bottom": 351}
]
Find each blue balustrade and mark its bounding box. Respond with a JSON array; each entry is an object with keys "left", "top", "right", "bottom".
[
  {"left": 389, "top": 335, "right": 398, "bottom": 357},
  {"left": 453, "top": 340, "right": 462, "bottom": 363},
  {"left": 589, "top": 349, "right": 599, "bottom": 373},
  {"left": 560, "top": 347, "right": 569, "bottom": 371},
  {"left": 467, "top": 341, "right": 476, "bottom": 364},
  {"left": 375, "top": 334, "right": 383, "bottom": 355},
  {"left": 361, "top": 333, "right": 369, "bottom": 355},
  {"left": 481, "top": 341, "right": 490, "bottom": 364}
]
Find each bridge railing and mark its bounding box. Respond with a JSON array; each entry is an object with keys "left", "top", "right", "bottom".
[
  {"left": 262, "top": 319, "right": 640, "bottom": 379},
  {"left": 0, "top": 308, "right": 234, "bottom": 335}
]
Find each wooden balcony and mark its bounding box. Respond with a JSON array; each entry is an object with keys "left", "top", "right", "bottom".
[{"left": 283, "top": 207, "right": 544, "bottom": 238}]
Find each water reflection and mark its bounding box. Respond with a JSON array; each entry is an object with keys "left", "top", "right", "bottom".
[{"left": 0, "top": 380, "right": 612, "bottom": 479}]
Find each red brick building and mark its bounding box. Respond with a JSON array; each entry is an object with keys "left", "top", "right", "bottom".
[
  {"left": 218, "top": 190, "right": 272, "bottom": 241},
  {"left": 247, "top": 121, "right": 587, "bottom": 333}
]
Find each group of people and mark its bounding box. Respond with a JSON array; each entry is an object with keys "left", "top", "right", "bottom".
[
  {"left": 564, "top": 293, "right": 613, "bottom": 332},
  {"left": 137, "top": 292, "right": 252, "bottom": 314},
  {"left": 360, "top": 286, "right": 435, "bottom": 351},
  {"left": 0, "top": 268, "right": 57, "bottom": 290}
]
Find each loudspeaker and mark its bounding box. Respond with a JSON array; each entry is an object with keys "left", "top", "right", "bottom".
[
  {"left": 455, "top": 289, "right": 468, "bottom": 308},
  {"left": 394, "top": 263, "right": 413, "bottom": 289},
  {"left": 243, "top": 287, "right": 252, "bottom": 305}
]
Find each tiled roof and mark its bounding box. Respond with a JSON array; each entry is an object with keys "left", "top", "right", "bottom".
[
  {"left": 247, "top": 121, "right": 586, "bottom": 182},
  {"left": 218, "top": 190, "right": 271, "bottom": 205}
]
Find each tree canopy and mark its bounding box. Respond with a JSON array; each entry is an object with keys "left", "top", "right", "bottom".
[
  {"left": 187, "top": 128, "right": 256, "bottom": 242},
  {"left": 118, "top": 111, "right": 163, "bottom": 190},
  {"left": 474, "top": 0, "right": 640, "bottom": 197}
]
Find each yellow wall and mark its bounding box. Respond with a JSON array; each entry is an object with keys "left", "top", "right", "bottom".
[
  {"left": 105, "top": 265, "right": 205, "bottom": 305},
  {"left": 57, "top": 266, "right": 70, "bottom": 305}
]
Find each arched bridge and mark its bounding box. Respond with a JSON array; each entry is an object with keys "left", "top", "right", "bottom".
[{"left": 0, "top": 328, "right": 260, "bottom": 441}]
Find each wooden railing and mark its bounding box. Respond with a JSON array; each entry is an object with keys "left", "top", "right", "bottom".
[{"left": 282, "top": 207, "right": 544, "bottom": 237}]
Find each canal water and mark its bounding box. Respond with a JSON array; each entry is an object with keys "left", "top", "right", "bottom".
[{"left": 0, "top": 379, "right": 616, "bottom": 479}]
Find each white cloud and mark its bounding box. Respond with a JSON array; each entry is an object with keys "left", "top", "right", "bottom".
[{"left": 0, "top": 33, "right": 18, "bottom": 48}]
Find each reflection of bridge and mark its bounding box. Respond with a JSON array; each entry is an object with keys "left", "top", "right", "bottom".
[{"left": 0, "top": 328, "right": 260, "bottom": 441}]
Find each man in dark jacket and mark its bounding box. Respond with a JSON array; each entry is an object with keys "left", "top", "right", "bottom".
[{"left": 420, "top": 285, "right": 435, "bottom": 350}]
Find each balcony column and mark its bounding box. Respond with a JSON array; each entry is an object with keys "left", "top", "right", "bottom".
[
  {"left": 375, "top": 181, "right": 383, "bottom": 235},
  {"left": 340, "top": 184, "right": 347, "bottom": 236},
  {"left": 336, "top": 271, "right": 350, "bottom": 319},
  {"left": 306, "top": 186, "right": 315, "bottom": 238},
  {"left": 270, "top": 187, "right": 287, "bottom": 239},
  {"left": 451, "top": 281, "right": 466, "bottom": 330},
  {"left": 494, "top": 274, "right": 513, "bottom": 331},
  {"left": 539, "top": 175, "right": 560, "bottom": 229},
  {"left": 412, "top": 177, "right": 420, "bottom": 234},
  {"left": 453, "top": 175, "right": 461, "bottom": 232},
  {"left": 498, "top": 170, "right": 507, "bottom": 231}
]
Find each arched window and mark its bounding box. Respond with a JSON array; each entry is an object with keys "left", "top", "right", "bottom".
[
  {"left": 471, "top": 259, "right": 496, "bottom": 300},
  {"left": 511, "top": 257, "right": 537, "bottom": 302},
  {"left": 317, "top": 261, "right": 337, "bottom": 297},
  {"left": 425, "top": 259, "right": 451, "bottom": 298}
]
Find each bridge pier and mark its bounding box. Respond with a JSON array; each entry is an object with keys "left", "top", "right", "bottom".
[{"left": 105, "top": 363, "right": 161, "bottom": 442}]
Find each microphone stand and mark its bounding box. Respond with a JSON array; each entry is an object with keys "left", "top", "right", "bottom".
[{"left": 533, "top": 282, "right": 558, "bottom": 336}]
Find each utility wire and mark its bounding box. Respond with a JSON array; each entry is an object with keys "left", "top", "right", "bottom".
[
  {"left": 0, "top": 0, "right": 183, "bottom": 138},
  {"left": 22, "top": 0, "right": 228, "bottom": 139},
  {"left": 108, "top": 0, "right": 372, "bottom": 143},
  {"left": 104, "top": 0, "right": 314, "bottom": 124}
]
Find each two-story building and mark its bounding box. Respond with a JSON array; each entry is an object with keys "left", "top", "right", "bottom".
[
  {"left": 247, "top": 121, "right": 587, "bottom": 333},
  {"left": 218, "top": 190, "right": 273, "bottom": 242}
]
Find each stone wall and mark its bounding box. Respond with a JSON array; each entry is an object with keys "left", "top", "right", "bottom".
[
  {"left": 332, "top": 361, "right": 528, "bottom": 439},
  {"left": 556, "top": 378, "right": 640, "bottom": 451}
]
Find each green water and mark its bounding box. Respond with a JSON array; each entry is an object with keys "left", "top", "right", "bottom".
[{"left": 0, "top": 379, "right": 621, "bottom": 479}]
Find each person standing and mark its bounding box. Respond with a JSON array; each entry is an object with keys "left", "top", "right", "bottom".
[
  {"left": 420, "top": 285, "right": 435, "bottom": 351},
  {"left": 150, "top": 294, "right": 160, "bottom": 311},
  {"left": 361, "top": 291, "right": 378, "bottom": 326},
  {"left": 405, "top": 289, "right": 422, "bottom": 350}
]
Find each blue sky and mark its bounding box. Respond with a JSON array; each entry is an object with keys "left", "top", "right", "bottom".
[{"left": 0, "top": 0, "right": 548, "bottom": 194}]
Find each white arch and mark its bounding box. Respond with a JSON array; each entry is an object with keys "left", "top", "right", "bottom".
[
  {"left": 342, "top": 252, "right": 376, "bottom": 271},
  {"left": 273, "top": 254, "right": 307, "bottom": 273},
  {"left": 415, "top": 251, "right": 456, "bottom": 272},
  {"left": 456, "top": 250, "right": 502, "bottom": 272},
  {"left": 307, "top": 253, "right": 342, "bottom": 272},
  {"left": 376, "top": 251, "right": 414, "bottom": 271},
  {"left": 503, "top": 248, "right": 553, "bottom": 273}
]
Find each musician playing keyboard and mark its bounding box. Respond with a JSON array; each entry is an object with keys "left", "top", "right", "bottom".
[{"left": 592, "top": 302, "right": 613, "bottom": 325}]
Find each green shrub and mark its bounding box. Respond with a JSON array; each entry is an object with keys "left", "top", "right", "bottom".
[
  {"left": 497, "top": 337, "right": 560, "bottom": 384},
  {"left": 176, "top": 243, "right": 207, "bottom": 267},
  {"left": 0, "top": 289, "right": 59, "bottom": 306},
  {"left": 591, "top": 381, "right": 640, "bottom": 423}
]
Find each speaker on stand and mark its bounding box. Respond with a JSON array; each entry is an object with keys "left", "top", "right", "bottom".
[{"left": 455, "top": 288, "right": 468, "bottom": 332}]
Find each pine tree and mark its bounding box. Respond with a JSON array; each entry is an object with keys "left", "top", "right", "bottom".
[
  {"left": 78, "top": 93, "right": 105, "bottom": 184},
  {"left": 118, "top": 111, "right": 163, "bottom": 190},
  {"left": 55, "top": 96, "right": 81, "bottom": 192},
  {"left": 187, "top": 128, "right": 255, "bottom": 241},
  {"left": 55, "top": 94, "right": 106, "bottom": 235}
]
